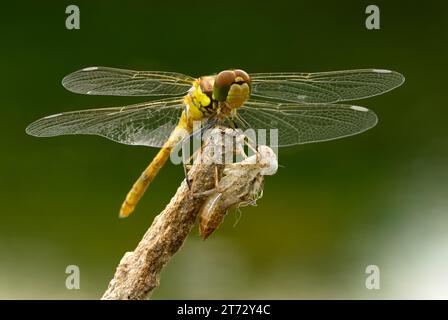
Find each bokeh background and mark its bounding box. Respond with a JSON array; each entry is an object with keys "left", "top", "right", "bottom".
[{"left": 1, "top": 0, "right": 447, "bottom": 299}]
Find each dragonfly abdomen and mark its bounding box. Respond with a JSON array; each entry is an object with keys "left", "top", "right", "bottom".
[{"left": 119, "top": 111, "right": 192, "bottom": 217}]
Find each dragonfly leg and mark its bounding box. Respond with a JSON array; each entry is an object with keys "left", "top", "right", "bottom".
[
  {"left": 192, "top": 188, "right": 218, "bottom": 197},
  {"left": 191, "top": 164, "right": 223, "bottom": 197},
  {"left": 245, "top": 139, "right": 259, "bottom": 161},
  {"left": 214, "top": 165, "right": 223, "bottom": 193},
  {"left": 184, "top": 162, "right": 192, "bottom": 190},
  {"left": 183, "top": 147, "right": 201, "bottom": 190},
  {"left": 183, "top": 117, "right": 220, "bottom": 191},
  {"left": 235, "top": 138, "right": 248, "bottom": 160}
]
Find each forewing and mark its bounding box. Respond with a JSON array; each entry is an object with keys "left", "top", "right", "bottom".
[
  {"left": 251, "top": 69, "right": 404, "bottom": 103},
  {"left": 62, "top": 66, "right": 195, "bottom": 96},
  {"left": 235, "top": 100, "right": 378, "bottom": 147},
  {"left": 26, "top": 98, "right": 185, "bottom": 147}
]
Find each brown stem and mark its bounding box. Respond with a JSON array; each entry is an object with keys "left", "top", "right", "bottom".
[{"left": 101, "top": 161, "right": 218, "bottom": 300}]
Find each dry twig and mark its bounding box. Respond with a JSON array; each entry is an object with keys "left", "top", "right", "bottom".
[
  {"left": 101, "top": 159, "right": 218, "bottom": 300},
  {"left": 102, "top": 128, "right": 277, "bottom": 300}
]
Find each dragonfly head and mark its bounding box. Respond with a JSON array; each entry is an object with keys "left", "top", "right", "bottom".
[{"left": 213, "top": 69, "right": 251, "bottom": 109}]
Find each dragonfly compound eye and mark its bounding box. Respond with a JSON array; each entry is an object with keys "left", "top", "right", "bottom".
[
  {"left": 213, "top": 70, "right": 236, "bottom": 101},
  {"left": 234, "top": 69, "right": 251, "bottom": 85},
  {"left": 213, "top": 70, "right": 252, "bottom": 102}
]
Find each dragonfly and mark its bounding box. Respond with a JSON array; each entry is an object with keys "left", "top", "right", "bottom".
[{"left": 26, "top": 66, "right": 405, "bottom": 217}]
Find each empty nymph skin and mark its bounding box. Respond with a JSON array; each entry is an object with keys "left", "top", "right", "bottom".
[{"left": 199, "top": 146, "right": 278, "bottom": 239}]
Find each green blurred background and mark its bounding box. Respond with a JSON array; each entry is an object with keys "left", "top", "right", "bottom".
[{"left": 1, "top": 0, "right": 447, "bottom": 299}]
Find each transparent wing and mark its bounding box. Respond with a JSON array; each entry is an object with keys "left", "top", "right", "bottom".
[
  {"left": 234, "top": 100, "right": 378, "bottom": 147},
  {"left": 251, "top": 69, "right": 405, "bottom": 103},
  {"left": 26, "top": 98, "right": 185, "bottom": 147},
  {"left": 62, "top": 66, "right": 195, "bottom": 96}
]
